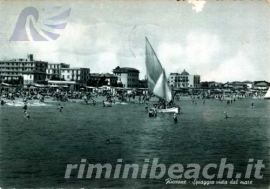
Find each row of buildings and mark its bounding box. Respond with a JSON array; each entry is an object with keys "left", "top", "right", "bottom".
[
  {"left": 0, "top": 54, "right": 143, "bottom": 90},
  {"left": 0, "top": 55, "right": 200, "bottom": 90},
  {"left": 1, "top": 54, "right": 268, "bottom": 91},
  {"left": 168, "top": 70, "right": 270, "bottom": 90},
  {"left": 0, "top": 55, "right": 89, "bottom": 82},
  {"left": 0, "top": 55, "right": 88, "bottom": 89},
  {"left": 0, "top": 54, "right": 201, "bottom": 90},
  {"left": 200, "top": 80, "right": 270, "bottom": 90}
]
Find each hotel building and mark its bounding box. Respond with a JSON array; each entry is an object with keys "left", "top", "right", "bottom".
[
  {"left": 112, "top": 66, "right": 139, "bottom": 88},
  {"left": 0, "top": 54, "right": 48, "bottom": 84},
  {"left": 60, "top": 67, "right": 90, "bottom": 83},
  {"left": 89, "top": 73, "right": 119, "bottom": 86},
  {"left": 46, "top": 63, "right": 70, "bottom": 80},
  {"left": 169, "top": 69, "right": 200, "bottom": 88}
]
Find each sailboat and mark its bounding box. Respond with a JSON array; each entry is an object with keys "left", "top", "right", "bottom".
[
  {"left": 264, "top": 87, "right": 270, "bottom": 99},
  {"left": 145, "top": 37, "right": 179, "bottom": 113}
]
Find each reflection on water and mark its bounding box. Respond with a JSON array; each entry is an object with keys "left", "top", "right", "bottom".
[{"left": 0, "top": 99, "right": 269, "bottom": 188}]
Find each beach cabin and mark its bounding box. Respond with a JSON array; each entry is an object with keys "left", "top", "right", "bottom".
[{"left": 47, "top": 80, "right": 81, "bottom": 91}]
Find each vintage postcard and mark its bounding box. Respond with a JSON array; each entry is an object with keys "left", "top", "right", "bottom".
[{"left": 0, "top": 0, "right": 270, "bottom": 188}]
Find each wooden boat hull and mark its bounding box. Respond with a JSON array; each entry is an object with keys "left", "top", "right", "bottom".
[
  {"left": 157, "top": 107, "right": 179, "bottom": 113},
  {"left": 103, "top": 101, "right": 112, "bottom": 107},
  {"left": 114, "top": 101, "right": 128, "bottom": 105}
]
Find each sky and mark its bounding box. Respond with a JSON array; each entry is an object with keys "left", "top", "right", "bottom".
[{"left": 0, "top": 0, "right": 270, "bottom": 82}]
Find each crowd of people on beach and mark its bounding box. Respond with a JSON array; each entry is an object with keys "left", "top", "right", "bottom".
[{"left": 0, "top": 87, "right": 261, "bottom": 123}]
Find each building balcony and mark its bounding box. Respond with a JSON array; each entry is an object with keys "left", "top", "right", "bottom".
[
  {"left": 0, "top": 65, "right": 35, "bottom": 68},
  {"left": 0, "top": 69, "right": 24, "bottom": 72}
]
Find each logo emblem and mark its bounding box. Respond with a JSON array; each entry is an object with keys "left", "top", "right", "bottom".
[{"left": 10, "top": 6, "right": 71, "bottom": 41}]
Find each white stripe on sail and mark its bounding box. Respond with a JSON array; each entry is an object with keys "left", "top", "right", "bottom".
[
  {"left": 264, "top": 88, "right": 270, "bottom": 99},
  {"left": 153, "top": 70, "right": 172, "bottom": 102}
]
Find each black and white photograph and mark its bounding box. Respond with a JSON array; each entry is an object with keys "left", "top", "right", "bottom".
[{"left": 0, "top": 0, "right": 270, "bottom": 188}]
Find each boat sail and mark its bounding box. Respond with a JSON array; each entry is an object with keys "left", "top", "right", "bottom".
[
  {"left": 145, "top": 37, "right": 179, "bottom": 113},
  {"left": 264, "top": 88, "right": 270, "bottom": 99}
]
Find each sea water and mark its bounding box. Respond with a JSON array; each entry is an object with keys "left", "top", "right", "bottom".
[{"left": 0, "top": 98, "right": 269, "bottom": 188}]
